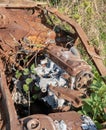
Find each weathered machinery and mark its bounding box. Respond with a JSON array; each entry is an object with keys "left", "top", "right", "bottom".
[{"left": 0, "top": 0, "right": 105, "bottom": 130}]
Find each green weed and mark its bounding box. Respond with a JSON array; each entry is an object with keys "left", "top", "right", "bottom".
[{"left": 80, "top": 73, "right": 106, "bottom": 129}]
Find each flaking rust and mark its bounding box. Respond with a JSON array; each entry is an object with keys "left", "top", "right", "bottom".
[
  {"left": 0, "top": 1, "right": 102, "bottom": 130},
  {"left": 49, "top": 85, "right": 82, "bottom": 108}
]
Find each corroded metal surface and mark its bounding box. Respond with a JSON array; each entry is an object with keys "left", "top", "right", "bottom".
[
  {"left": 0, "top": 5, "right": 105, "bottom": 77},
  {"left": 0, "top": 1, "right": 101, "bottom": 130},
  {"left": 20, "top": 112, "right": 82, "bottom": 130},
  {"left": 49, "top": 111, "right": 82, "bottom": 130},
  {"left": 49, "top": 85, "right": 82, "bottom": 108},
  {"left": 0, "top": 92, "right": 5, "bottom": 130},
  {"left": 46, "top": 7, "right": 106, "bottom": 77},
  {"left": 0, "top": 60, "right": 21, "bottom": 130},
  {"left": 47, "top": 44, "right": 92, "bottom": 77},
  {"left": 20, "top": 114, "right": 56, "bottom": 130}
]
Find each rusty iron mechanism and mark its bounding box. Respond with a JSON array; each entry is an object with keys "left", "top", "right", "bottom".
[{"left": 0, "top": 0, "right": 105, "bottom": 130}]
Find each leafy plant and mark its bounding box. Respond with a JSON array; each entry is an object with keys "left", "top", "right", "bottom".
[
  {"left": 80, "top": 74, "right": 106, "bottom": 129},
  {"left": 23, "top": 78, "right": 33, "bottom": 93},
  {"left": 23, "top": 84, "right": 29, "bottom": 93},
  {"left": 30, "top": 64, "right": 36, "bottom": 74},
  {"left": 23, "top": 68, "right": 30, "bottom": 75},
  {"left": 15, "top": 64, "right": 40, "bottom": 94},
  {"left": 15, "top": 70, "right": 22, "bottom": 79}
]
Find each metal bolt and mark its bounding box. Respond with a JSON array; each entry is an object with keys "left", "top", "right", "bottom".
[{"left": 27, "top": 119, "right": 40, "bottom": 130}]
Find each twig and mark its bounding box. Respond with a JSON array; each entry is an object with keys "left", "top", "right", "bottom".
[
  {"left": 28, "top": 91, "right": 30, "bottom": 116},
  {"left": 0, "top": 48, "right": 23, "bottom": 70},
  {"left": 9, "top": 33, "right": 20, "bottom": 45},
  {"left": 25, "top": 50, "right": 39, "bottom": 67}
]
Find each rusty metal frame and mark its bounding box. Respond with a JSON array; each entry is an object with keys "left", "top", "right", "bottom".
[
  {"left": 45, "top": 7, "right": 106, "bottom": 78},
  {"left": 0, "top": 59, "right": 21, "bottom": 130},
  {"left": 49, "top": 85, "right": 82, "bottom": 108},
  {"left": 0, "top": 1, "right": 105, "bottom": 78},
  {"left": 0, "top": 1, "right": 105, "bottom": 130}
]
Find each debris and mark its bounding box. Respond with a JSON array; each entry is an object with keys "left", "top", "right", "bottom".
[{"left": 0, "top": 1, "right": 99, "bottom": 129}]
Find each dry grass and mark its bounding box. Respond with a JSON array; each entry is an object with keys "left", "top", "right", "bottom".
[{"left": 34, "top": 0, "right": 106, "bottom": 65}]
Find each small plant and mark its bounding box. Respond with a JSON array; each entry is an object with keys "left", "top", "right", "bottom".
[
  {"left": 15, "top": 64, "right": 40, "bottom": 99},
  {"left": 23, "top": 78, "right": 33, "bottom": 93},
  {"left": 80, "top": 72, "right": 106, "bottom": 129},
  {"left": 15, "top": 70, "right": 22, "bottom": 79}
]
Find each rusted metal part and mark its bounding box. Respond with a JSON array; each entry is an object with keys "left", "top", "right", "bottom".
[
  {"left": 0, "top": 8, "right": 29, "bottom": 41},
  {"left": 20, "top": 114, "right": 56, "bottom": 130},
  {"left": 0, "top": 38, "right": 13, "bottom": 53},
  {"left": 20, "top": 112, "right": 82, "bottom": 130},
  {"left": 0, "top": 7, "right": 94, "bottom": 78},
  {"left": 46, "top": 7, "right": 106, "bottom": 78},
  {"left": 0, "top": 7, "right": 10, "bottom": 28},
  {"left": 0, "top": 7, "right": 48, "bottom": 69},
  {"left": 26, "top": 119, "right": 41, "bottom": 130},
  {"left": 0, "top": 93, "right": 6, "bottom": 130},
  {"left": 0, "top": 6, "right": 67, "bottom": 49},
  {"left": 49, "top": 85, "right": 82, "bottom": 108},
  {"left": 0, "top": 59, "right": 21, "bottom": 130},
  {"left": 0, "top": 13, "right": 9, "bottom": 28},
  {"left": 0, "top": 3, "right": 99, "bottom": 130},
  {"left": 0, "top": 1, "right": 105, "bottom": 79},
  {"left": 0, "top": 48, "right": 23, "bottom": 70},
  {"left": 47, "top": 44, "right": 92, "bottom": 77},
  {"left": 49, "top": 111, "right": 82, "bottom": 130},
  {"left": 75, "top": 71, "right": 93, "bottom": 90}
]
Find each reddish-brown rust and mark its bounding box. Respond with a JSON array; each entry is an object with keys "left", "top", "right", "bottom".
[
  {"left": 0, "top": 60, "right": 21, "bottom": 130},
  {"left": 20, "top": 114, "right": 56, "bottom": 130},
  {"left": 0, "top": 92, "right": 6, "bottom": 130},
  {"left": 0, "top": 2, "right": 105, "bottom": 77},
  {"left": 49, "top": 85, "right": 82, "bottom": 108},
  {"left": 0, "top": 7, "right": 10, "bottom": 28},
  {"left": 49, "top": 111, "right": 82, "bottom": 130},
  {"left": 20, "top": 112, "right": 82, "bottom": 130},
  {"left": 47, "top": 44, "right": 92, "bottom": 77},
  {"left": 0, "top": 2, "right": 104, "bottom": 130},
  {"left": 0, "top": 48, "right": 23, "bottom": 70},
  {"left": 46, "top": 7, "right": 106, "bottom": 77},
  {"left": 0, "top": 6, "right": 105, "bottom": 78}
]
